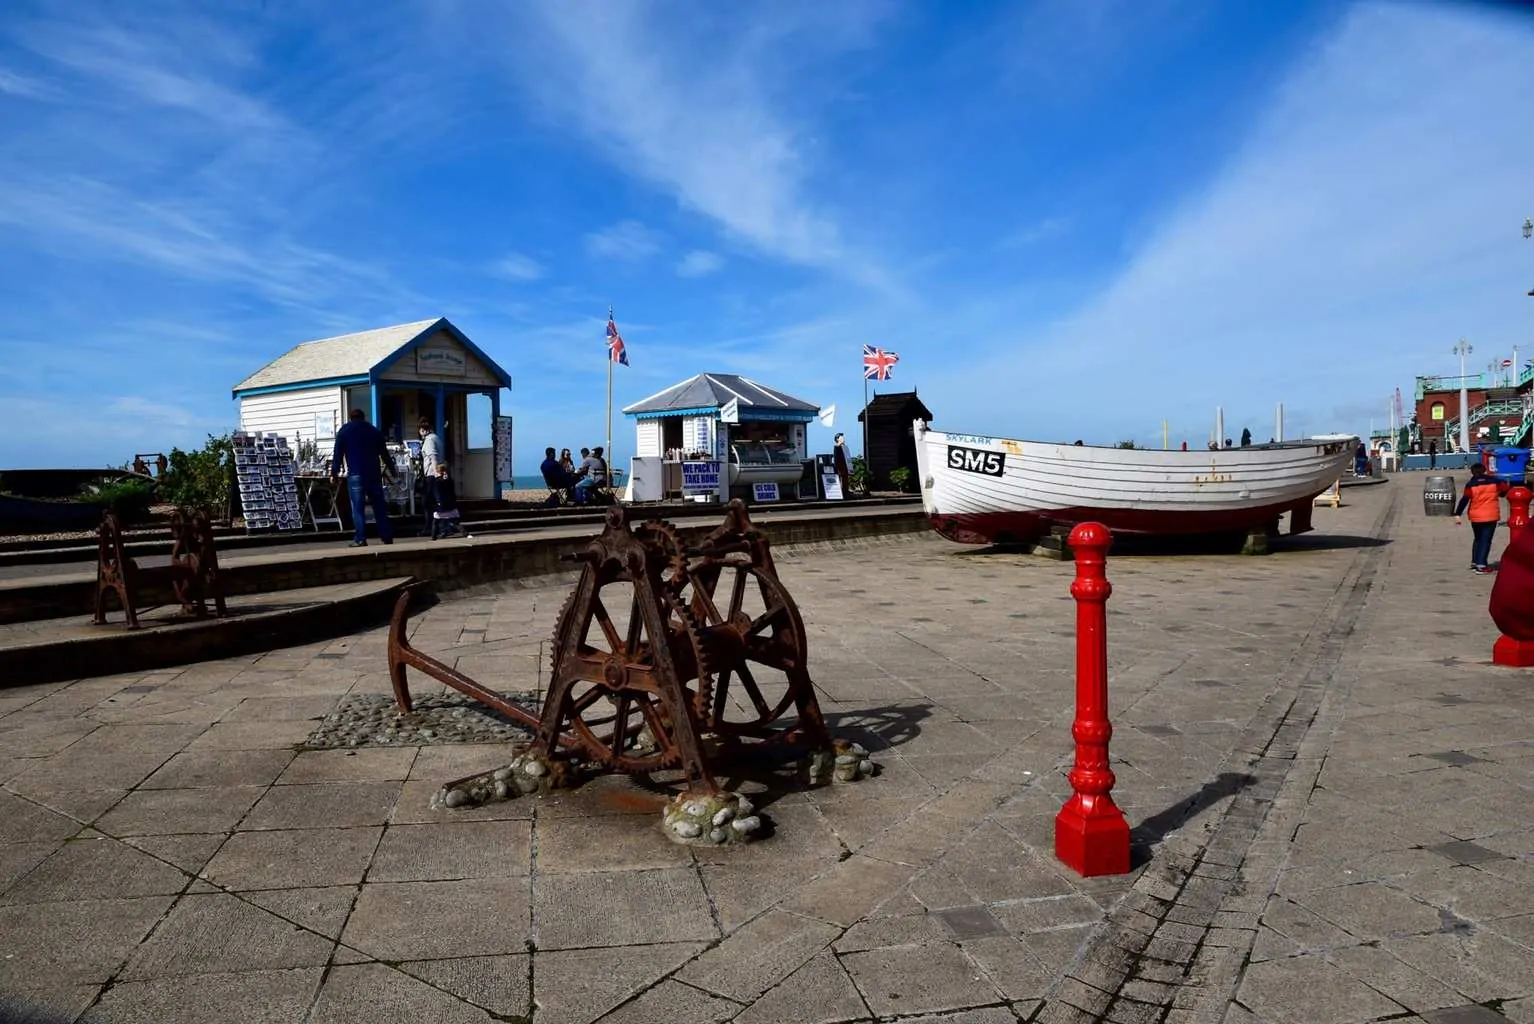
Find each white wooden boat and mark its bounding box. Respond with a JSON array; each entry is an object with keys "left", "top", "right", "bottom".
[{"left": 912, "top": 421, "right": 1356, "bottom": 545}]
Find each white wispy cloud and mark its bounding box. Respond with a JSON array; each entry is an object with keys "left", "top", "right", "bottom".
[
  {"left": 585, "top": 220, "right": 664, "bottom": 262},
  {"left": 997, "top": 216, "right": 1070, "bottom": 250},
  {"left": 0, "top": 393, "right": 228, "bottom": 460},
  {"left": 18, "top": 17, "right": 286, "bottom": 134},
  {"left": 477, "top": 1, "right": 892, "bottom": 286},
  {"left": 924, "top": 1, "right": 1534, "bottom": 445},
  {"left": 491, "top": 252, "right": 545, "bottom": 281},
  {"left": 106, "top": 395, "right": 199, "bottom": 429},
  {"left": 0, "top": 67, "right": 57, "bottom": 100},
  {"left": 676, "top": 250, "right": 724, "bottom": 278},
  {"left": 0, "top": 173, "right": 421, "bottom": 317}
]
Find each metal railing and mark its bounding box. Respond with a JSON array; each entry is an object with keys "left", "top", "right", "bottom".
[
  {"left": 1442, "top": 399, "right": 1524, "bottom": 442},
  {"left": 1517, "top": 405, "right": 1534, "bottom": 448},
  {"left": 1416, "top": 374, "right": 1488, "bottom": 400}
]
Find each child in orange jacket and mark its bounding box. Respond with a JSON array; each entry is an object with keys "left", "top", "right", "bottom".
[{"left": 1454, "top": 463, "right": 1509, "bottom": 574}]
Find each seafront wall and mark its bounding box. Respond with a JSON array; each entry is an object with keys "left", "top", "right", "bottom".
[{"left": 0, "top": 506, "right": 929, "bottom": 625}]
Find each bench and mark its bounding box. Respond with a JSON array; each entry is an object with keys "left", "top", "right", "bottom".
[{"left": 93, "top": 508, "right": 227, "bottom": 630}]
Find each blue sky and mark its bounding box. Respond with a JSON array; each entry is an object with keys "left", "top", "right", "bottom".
[{"left": 1, "top": 0, "right": 1532, "bottom": 472}]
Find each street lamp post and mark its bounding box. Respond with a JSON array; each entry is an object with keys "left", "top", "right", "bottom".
[
  {"left": 1523, "top": 218, "right": 1532, "bottom": 401},
  {"left": 1454, "top": 338, "right": 1473, "bottom": 454}
]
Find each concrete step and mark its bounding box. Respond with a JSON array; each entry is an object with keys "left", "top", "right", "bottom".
[{"left": 0, "top": 576, "right": 418, "bottom": 686}]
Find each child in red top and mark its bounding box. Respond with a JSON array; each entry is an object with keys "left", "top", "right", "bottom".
[{"left": 1454, "top": 463, "right": 1508, "bottom": 573}]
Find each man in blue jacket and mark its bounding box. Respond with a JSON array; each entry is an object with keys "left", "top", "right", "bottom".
[{"left": 330, "top": 408, "right": 397, "bottom": 547}]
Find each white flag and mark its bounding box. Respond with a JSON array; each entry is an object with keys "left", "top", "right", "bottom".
[{"left": 818, "top": 404, "right": 836, "bottom": 428}]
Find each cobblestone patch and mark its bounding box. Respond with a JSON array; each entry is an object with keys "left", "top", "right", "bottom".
[{"left": 300, "top": 692, "right": 539, "bottom": 749}]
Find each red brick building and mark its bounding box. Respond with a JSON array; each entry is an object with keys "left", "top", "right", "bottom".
[{"left": 1414, "top": 374, "right": 1526, "bottom": 450}]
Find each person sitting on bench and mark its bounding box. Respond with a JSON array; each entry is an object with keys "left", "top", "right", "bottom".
[
  {"left": 540, "top": 446, "right": 577, "bottom": 505},
  {"left": 573, "top": 446, "right": 608, "bottom": 503}
]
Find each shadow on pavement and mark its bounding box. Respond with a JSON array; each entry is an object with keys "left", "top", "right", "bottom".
[
  {"left": 1130, "top": 770, "right": 1256, "bottom": 867},
  {"left": 824, "top": 701, "right": 936, "bottom": 753},
  {"left": 1270, "top": 533, "right": 1390, "bottom": 553},
  {"left": 0, "top": 998, "right": 85, "bottom": 1024},
  {"left": 961, "top": 532, "right": 1390, "bottom": 559},
  {"left": 550, "top": 701, "right": 936, "bottom": 815}
]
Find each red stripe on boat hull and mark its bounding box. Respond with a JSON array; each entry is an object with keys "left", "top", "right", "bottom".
[{"left": 930, "top": 498, "right": 1315, "bottom": 545}]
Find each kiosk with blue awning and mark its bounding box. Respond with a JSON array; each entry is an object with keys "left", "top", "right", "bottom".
[{"left": 622, "top": 373, "right": 819, "bottom": 502}]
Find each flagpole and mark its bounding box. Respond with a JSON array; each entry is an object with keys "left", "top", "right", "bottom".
[
  {"left": 606, "top": 307, "right": 614, "bottom": 465},
  {"left": 862, "top": 373, "right": 869, "bottom": 492}
]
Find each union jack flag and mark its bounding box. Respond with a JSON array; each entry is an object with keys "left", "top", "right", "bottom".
[
  {"left": 607, "top": 314, "right": 629, "bottom": 366},
  {"left": 863, "top": 344, "right": 898, "bottom": 381}
]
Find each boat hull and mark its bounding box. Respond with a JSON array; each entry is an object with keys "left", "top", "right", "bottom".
[{"left": 914, "top": 423, "right": 1355, "bottom": 545}]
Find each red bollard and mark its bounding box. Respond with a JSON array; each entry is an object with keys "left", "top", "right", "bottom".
[
  {"left": 1054, "top": 522, "right": 1131, "bottom": 877},
  {"left": 1493, "top": 485, "right": 1534, "bottom": 667},
  {"left": 1507, "top": 485, "right": 1531, "bottom": 545}
]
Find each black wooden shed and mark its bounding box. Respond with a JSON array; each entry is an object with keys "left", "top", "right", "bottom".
[{"left": 857, "top": 391, "right": 934, "bottom": 491}]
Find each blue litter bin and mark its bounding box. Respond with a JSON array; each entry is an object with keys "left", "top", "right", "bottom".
[{"left": 1492, "top": 447, "right": 1529, "bottom": 483}]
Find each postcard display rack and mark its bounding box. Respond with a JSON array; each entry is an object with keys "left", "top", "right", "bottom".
[{"left": 233, "top": 433, "right": 302, "bottom": 532}]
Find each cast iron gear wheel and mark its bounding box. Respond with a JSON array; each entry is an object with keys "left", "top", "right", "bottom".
[
  {"left": 667, "top": 596, "right": 716, "bottom": 723},
  {"left": 561, "top": 585, "right": 712, "bottom": 772},
  {"left": 546, "top": 553, "right": 713, "bottom": 774},
  {"left": 547, "top": 583, "right": 583, "bottom": 680},
  {"left": 635, "top": 519, "right": 690, "bottom": 593}
]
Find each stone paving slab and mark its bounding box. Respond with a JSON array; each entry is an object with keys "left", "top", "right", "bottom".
[{"left": 0, "top": 482, "right": 1530, "bottom": 1022}]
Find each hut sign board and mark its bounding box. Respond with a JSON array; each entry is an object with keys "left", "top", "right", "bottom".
[
  {"left": 752, "top": 482, "right": 779, "bottom": 502},
  {"left": 416, "top": 345, "right": 467, "bottom": 376},
  {"left": 494, "top": 416, "right": 513, "bottom": 485}
]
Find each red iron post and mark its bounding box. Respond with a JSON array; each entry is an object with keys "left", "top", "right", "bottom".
[
  {"left": 1507, "top": 485, "right": 1531, "bottom": 545},
  {"left": 1493, "top": 485, "right": 1534, "bottom": 667},
  {"left": 1055, "top": 522, "right": 1131, "bottom": 876}
]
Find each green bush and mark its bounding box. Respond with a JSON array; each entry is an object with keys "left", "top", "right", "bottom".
[
  {"left": 80, "top": 477, "right": 155, "bottom": 523},
  {"left": 160, "top": 434, "right": 234, "bottom": 515},
  {"left": 850, "top": 456, "right": 872, "bottom": 495},
  {"left": 888, "top": 466, "right": 913, "bottom": 492}
]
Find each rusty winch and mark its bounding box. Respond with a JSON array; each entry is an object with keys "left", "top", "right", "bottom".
[{"left": 387, "top": 500, "right": 872, "bottom": 844}]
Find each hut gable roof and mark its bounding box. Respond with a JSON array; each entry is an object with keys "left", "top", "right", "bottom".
[
  {"left": 232, "top": 317, "right": 510, "bottom": 394},
  {"left": 858, "top": 390, "right": 933, "bottom": 423},
  {"left": 623, "top": 373, "right": 818, "bottom": 416}
]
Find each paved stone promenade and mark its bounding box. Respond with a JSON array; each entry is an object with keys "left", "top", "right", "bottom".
[{"left": 1, "top": 479, "right": 1531, "bottom": 1023}]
